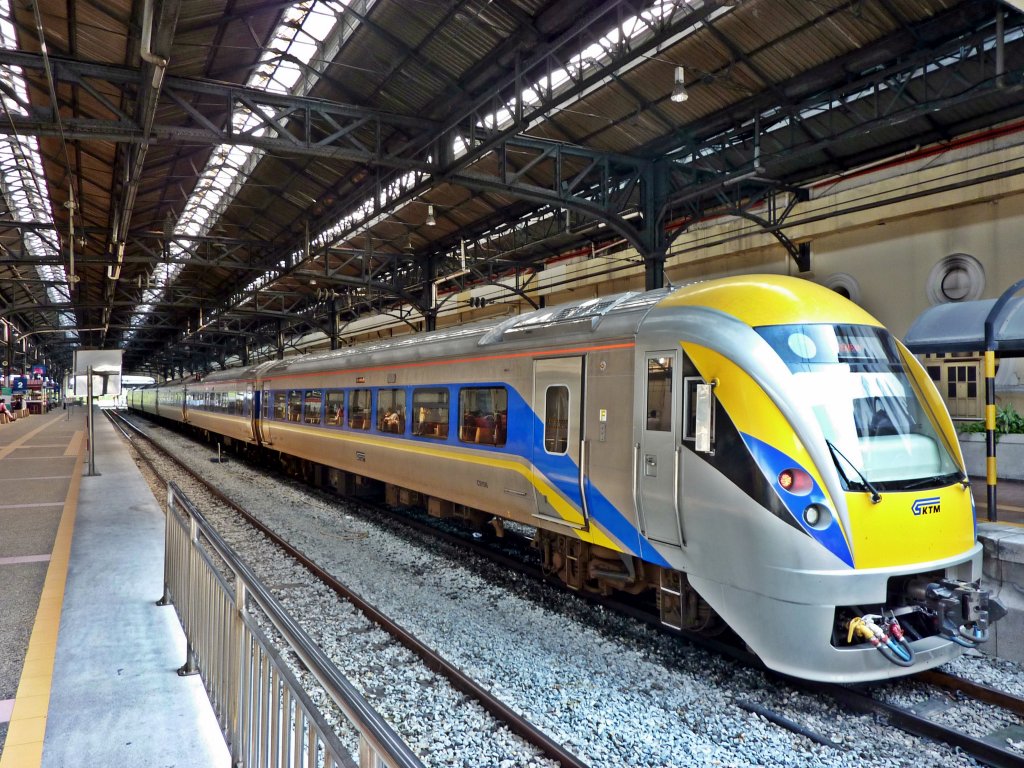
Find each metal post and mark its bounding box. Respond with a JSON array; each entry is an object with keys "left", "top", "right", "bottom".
[
  {"left": 86, "top": 365, "right": 99, "bottom": 476},
  {"left": 984, "top": 349, "right": 997, "bottom": 522}
]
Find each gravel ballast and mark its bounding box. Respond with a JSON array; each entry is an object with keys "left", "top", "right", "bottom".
[{"left": 130, "top": 416, "right": 1024, "bottom": 768}]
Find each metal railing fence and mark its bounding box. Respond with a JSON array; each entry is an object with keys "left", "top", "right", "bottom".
[{"left": 161, "top": 481, "right": 424, "bottom": 768}]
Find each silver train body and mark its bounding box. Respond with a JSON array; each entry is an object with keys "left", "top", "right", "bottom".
[{"left": 129, "top": 275, "right": 1002, "bottom": 682}]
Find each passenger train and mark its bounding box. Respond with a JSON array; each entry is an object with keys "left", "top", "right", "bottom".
[{"left": 128, "top": 275, "right": 1004, "bottom": 682}]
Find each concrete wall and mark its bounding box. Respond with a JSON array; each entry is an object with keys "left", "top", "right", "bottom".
[{"left": 978, "top": 523, "right": 1024, "bottom": 665}]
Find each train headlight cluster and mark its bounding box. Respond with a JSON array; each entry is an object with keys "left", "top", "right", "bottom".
[
  {"left": 778, "top": 468, "right": 812, "bottom": 494},
  {"left": 803, "top": 503, "right": 832, "bottom": 530}
]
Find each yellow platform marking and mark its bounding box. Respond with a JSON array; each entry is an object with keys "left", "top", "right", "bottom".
[
  {"left": 64, "top": 432, "right": 83, "bottom": 457},
  {"left": 0, "top": 433, "right": 84, "bottom": 768}
]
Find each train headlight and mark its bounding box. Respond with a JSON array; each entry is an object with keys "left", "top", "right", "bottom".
[
  {"left": 803, "top": 503, "right": 832, "bottom": 530},
  {"left": 778, "top": 468, "right": 812, "bottom": 495}
]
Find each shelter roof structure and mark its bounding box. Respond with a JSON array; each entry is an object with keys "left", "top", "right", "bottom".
[{"left": 905, "top": 282, "right": 1024, "bottom": 357}]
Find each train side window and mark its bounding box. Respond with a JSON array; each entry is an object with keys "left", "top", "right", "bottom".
[
  {"left": 303, "top": 389, "right": 323, "bottom": 425},
  {"left": 377, "top": 388, "right": 406, "bottom": 434},
  {"left": 287, "top": 389, "right": 302, "bottom": 421},
  {"left": 544, "top": 385, "right": 569, "bottom": 454},
  {"left": 413, "top": 388, "right": 449, "bottom": 439},
  {"left": 325, "top": 390, "right": 345, "bottom": 426},
  {"left": 646, "top": 356, "right": 673, "bottom": 431},
  {"left": 273, "top": 390, "right": 287, "bottom": 420},
  {"left": 349, "top": 389, "right": 371, "bottom": 430},
  {"left": 458, "top": 386, "right": 507, "bottom": 446}
]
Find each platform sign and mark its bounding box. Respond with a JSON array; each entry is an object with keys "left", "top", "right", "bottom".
[
  {"left": 12, "top": 376, "right": 28, "bottom": 393},
  {"left": 72, "top": 349, "right": 123, "bottom": 397}
]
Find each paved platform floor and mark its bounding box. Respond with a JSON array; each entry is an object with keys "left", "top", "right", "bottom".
[{"left": 0, "top": 407, "right": 228, "bottom": 767}]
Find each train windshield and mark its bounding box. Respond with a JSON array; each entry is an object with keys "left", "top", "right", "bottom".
[{"left": 756, "top": 323, "right": 961, "bottom": 490}]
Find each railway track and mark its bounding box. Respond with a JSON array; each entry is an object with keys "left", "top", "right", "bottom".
[
  {"left": 106, "top": 409, "right": 586, "bottom": 768},
  {"left": 797, "top": 671, "right": 1024, "bottom": 768},
  {"left": 112, "top": 409, "right": 1024, "bottom": 768}
]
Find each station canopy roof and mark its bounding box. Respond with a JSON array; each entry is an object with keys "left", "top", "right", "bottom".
[
  {"left": 1, "top": 1, "right": 1024, "bottom": 378},
  {"left": 904, "top": 295, "right": 1024, "bottom": 356}
]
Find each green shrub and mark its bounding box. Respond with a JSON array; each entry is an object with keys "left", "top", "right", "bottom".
[{"left": 958, "top": 404, "right": 1024, "bottom": 435}]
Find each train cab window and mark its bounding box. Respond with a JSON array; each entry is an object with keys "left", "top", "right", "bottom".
[
  {"left": 349, "top": 389, "right": 371, "bottom": 430},
  {"left": 303, "top": 389, "right": 323, "bottom": 425},
  {"left": 377, "top": 388, "right": 406, "bottom": 434},
  {"left": 544, "top": 386, "right": 569, "bottom": 454},
  {"left": 646, "top": 356, "right": 673, "bottom": 432},
  {"left": 273, "top": 391, "right": 287, "bottom": 420},
  {"left": 413, "top": 388, "right": 449, "bottom": 439},
  {"left": 325, "top": 390, "right": 345, "bottom": 426},
  {"left": 458, "top": 387, "right": 508, "bottom": 446}
]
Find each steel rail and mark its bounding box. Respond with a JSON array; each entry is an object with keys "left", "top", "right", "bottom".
[
  {"left": 800, "top": 680, "right": 1024, "bottom": 768},
  {"left": 108, "top": 409, "right": 590, "bottom": 768},
  {"left": 916, "top": 669, "right": 1024, "bottom": 718},
  {"left": 114, "top": 409, "right": 1024, "bottom": 768}
]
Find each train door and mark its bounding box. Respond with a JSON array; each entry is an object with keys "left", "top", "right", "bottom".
[
  {"left": 637, "top": 351, "right": 683, "bottom": 546},
  {"left": 532, "top": 357, "right": 588, "bottom": 529},
  {"left": 248, "top": 386, "right": 259, "bottom": 442},
  {"left": 257, "top": 385, "right": 273, "bottom": 445}
]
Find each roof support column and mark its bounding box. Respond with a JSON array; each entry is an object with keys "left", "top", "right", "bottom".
[
  {"left": 329, "top": 299, "right": 339, "bottom": 350},
  {"left": 276, "top": 321, "right": 284, "bottom": 360},
  {"left": 422, "top": 256, "right": 437, "bottom": 332},
  {"left": 640, "top": 160, "right": 670, "bottom": 291}
]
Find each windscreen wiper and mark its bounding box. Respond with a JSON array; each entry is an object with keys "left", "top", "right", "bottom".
[
  {"left": 825, "top": 439, "right": 881, "bottom": 504},
  {"left": 901, "top": 473, "right": 969, "bottom": 491}
]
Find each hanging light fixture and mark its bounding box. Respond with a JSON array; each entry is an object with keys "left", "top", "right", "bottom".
[
  {"left": 671, "top": 66, "right": 689, "bottom": 103},
  {"left": 425, "top": 204, "right": 436, "bottom": 226}
]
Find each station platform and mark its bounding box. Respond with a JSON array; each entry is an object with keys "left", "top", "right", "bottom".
[{"left": 0, "top": 406, "right": 227, "bottom": 767}]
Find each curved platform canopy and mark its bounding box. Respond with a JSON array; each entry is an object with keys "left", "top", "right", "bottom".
[{"left": 904, "top": 282, "right": 1024, "bottom": 356}]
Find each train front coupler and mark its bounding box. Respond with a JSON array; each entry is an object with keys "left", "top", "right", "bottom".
[{"left": 905, "top": 577, "right": 1007, "bottom": 647}]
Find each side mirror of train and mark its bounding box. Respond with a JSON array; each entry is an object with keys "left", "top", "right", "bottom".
[{"left": 695, "top": 382, "right": 715, "bottom": 454}]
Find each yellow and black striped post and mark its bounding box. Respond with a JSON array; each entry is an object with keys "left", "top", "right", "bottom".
[{"left": 984, "top": 349, "right": 997, "bottom": 522}]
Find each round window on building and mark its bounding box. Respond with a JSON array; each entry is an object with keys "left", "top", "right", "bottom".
[
  {"left": 927, "top": 254, "right": 985, "bottom": 304},
  {"left": 822, "top": 273, "right": 861, "bottom": 304}
]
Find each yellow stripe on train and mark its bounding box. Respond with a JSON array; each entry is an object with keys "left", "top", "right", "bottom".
[
  {"left": 681, "top": 341, "right": 852, "bottom": 551},
  {"left": 262, "top": 421, "right": 626, "bottom": 552},
  {"left": 661, "top": 274, "right": 883, "bottom": 328}
]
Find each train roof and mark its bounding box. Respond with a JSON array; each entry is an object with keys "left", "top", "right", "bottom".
[
  {"left": 184, "top": 276, "right": 882, "bottom": 385},
  {"left": 253, "top": 286, "right": 674, "bottom": 379}
]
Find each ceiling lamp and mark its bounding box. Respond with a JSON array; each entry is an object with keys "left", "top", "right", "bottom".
[
  {"left": 425, "top": 204, "right": 436, "bottom": 226},
  {"left": 671, "top": 66, "right": 689, "bottom": 103}
]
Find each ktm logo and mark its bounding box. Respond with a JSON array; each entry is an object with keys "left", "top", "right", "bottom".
[{"left": 912, "top": 497, "right": 941, "bottom": 516}]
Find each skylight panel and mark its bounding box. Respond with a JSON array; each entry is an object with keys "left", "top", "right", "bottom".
[
  {"left": 127, "top": 0, "right": 368, "bottom": 342},
  {"left": 0, "top": 0, "right": 73, "bottom": 331}
]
